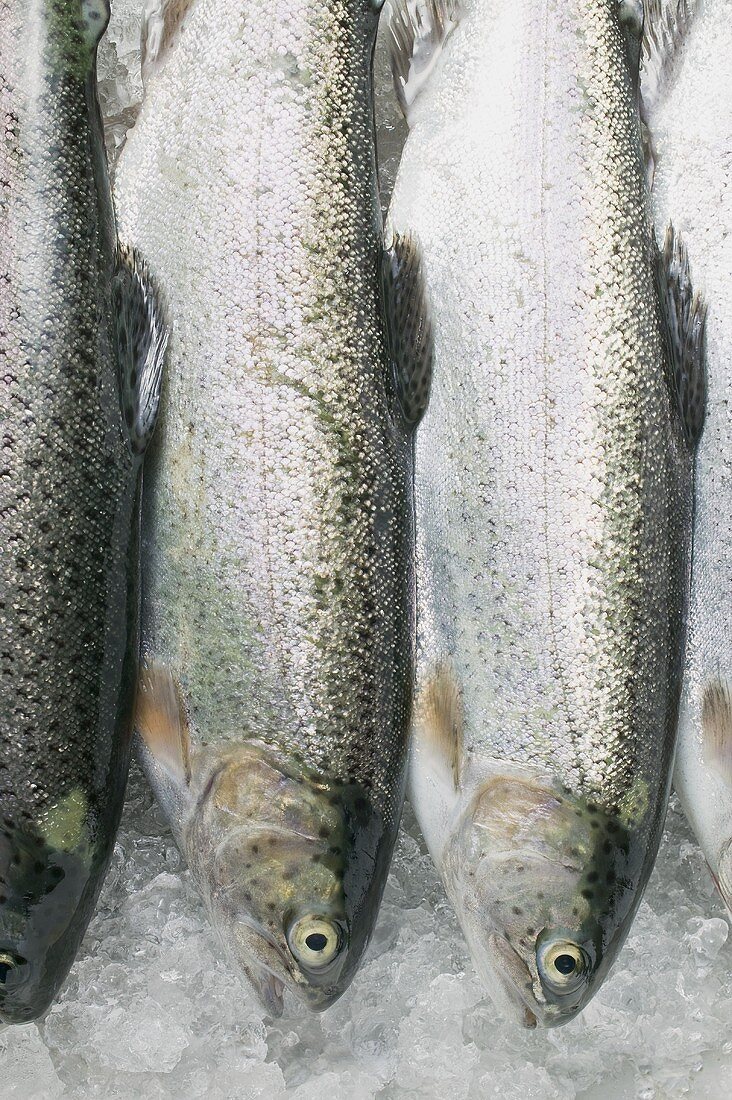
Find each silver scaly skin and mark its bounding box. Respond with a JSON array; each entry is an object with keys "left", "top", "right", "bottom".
[
  {"left": 115, "top": 0, "right": 431, "bottom": 1013},
  {"left": 650, "top": 0, "right": 732, "bottom": 914},
  {"left": 0, "top": 0, "right": 165, "bottom": 1022},
  {"left": 387, "top": 0, "right": 704, "bottom": 1025}
]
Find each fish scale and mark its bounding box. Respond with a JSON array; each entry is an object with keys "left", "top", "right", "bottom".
[
  {"left": 387, "top": 0, "right": 702, "bottom": 1025},
  {"left": 115, "top": 0, "right": 431, "bottom": 1012}
]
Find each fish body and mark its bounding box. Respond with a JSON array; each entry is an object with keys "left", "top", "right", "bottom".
[
  {"left": 651, "top": 0, "right": 732, "bottom": 912},
  {"left": 0, "top": 0, "right": 165, "bottom": 1022},
  {"left": 387, "top": 0, "right": 703, "bottom": 1025},
  {"left": 115, "top": 0, "right": 430, "bottom": 1012}
]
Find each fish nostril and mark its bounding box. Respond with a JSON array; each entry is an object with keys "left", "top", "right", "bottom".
[{"left": 0, "top": 951, "right": 26, "bottom": 984}]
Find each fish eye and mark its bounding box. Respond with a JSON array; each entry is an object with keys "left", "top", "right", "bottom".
[
  {"left": 287, "top": 916, "right": 343, "bottom": 971},
  {"left": 0, "top": 951, "right": 27, "bottom": 985},
  {"left": 536, "top": 937, "right": 590, "bottom": 996}
]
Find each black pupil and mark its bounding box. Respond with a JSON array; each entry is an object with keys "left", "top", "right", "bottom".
[
  {"left": 305, "top": 932, "right": 328, "bottom": 952},
  {"left": 0, "top": 960, "right": 15, "bottom": 983},
  {"left": 554, "top": 953, "right": 577, "bottom": 975}
]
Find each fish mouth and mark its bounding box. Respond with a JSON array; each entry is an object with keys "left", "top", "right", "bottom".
[
  {"left": 247, "top": 964, "right": 286, "bottom": 1017},
  {"left": 487, "top": 933, "right": 539, "bottom": 1029}
]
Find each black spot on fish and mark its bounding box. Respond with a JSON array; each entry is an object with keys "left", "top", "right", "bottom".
[
  {"left": 607, "top": 821, "right": 619, "bottom": 833},
  {"left": 587, "top": 871, "right": 598, "bottom": 884},
  {"left": 581, "top": 889, "right": 593, "bottom": 900},
  {"left": 512, "top": 907, "right": 522, "bottom": 915},
  {"left": 606, "top": 870, "right": 616, "bottom": 885},
  {"left": 318, "top": 827, "right": 329, "bottom": 839},
  {"left": 252, "top": 845, "right": 259, "bottom": 854}
]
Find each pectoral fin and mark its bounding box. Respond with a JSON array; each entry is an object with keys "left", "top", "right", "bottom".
[
  {"left": 701, "top": 680, "right": 732, "bottom": 787},
  {"left": 136, "top": 661, "right": 192, "bottom": 786},
  {"left": 417, "top": 662, "right": 463, "bottom": 789}
]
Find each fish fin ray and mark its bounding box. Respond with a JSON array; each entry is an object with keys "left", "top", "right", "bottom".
[
  {"left": 136, "top": 661, "right": 192, "bottom": 785},
  {"left": 141, "top": 0, "right": 198, "bottom": 85},
  {"left": 386, "top": 0, "right": 460, "bottom": 121},
  {"left": 701, "top": 680, "right": 732, "bottom": 786},
  {"left": 418, "top": 662, "right": 463, "bottom": 789},
  {"left": 113, "top": 243, "right": 168, "bottom": 457},
  {"left": 656, "top": 224, "right": 707, "bottom": 447},
  {"left": 641, "top": 0, "right": 697, "bottom": 116},
  {"left": 382, "top": 231, "right": 433, "bottom": 427}
]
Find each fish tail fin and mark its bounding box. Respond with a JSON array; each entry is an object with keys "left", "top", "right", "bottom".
[
  {"left": 141, "top": 0, "right": 198, "bottom": 86},
  {"left": 113, "top": 243, "right": 168, "bottom": 457},
  {"left": 656, "top": 224, "right": 707, "bottom": 447},
  {"left": 382, "top": 231, "right": 434, "bottom": 427},
  {"left": 701, "top": 679, "right": 732, "bottom": 787},
  {"left": 386, "top": 0, "right": 460, "bottom": 122}
]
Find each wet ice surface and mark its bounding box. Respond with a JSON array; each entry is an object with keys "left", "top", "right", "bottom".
[
  {"left": 4, "top": 3, "right": 732, "bottom": 1097},
  {"left": 3, "top": 768, "right": 732, "bottom": 1098}
]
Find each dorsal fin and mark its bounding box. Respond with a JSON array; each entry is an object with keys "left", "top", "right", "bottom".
[
  {"left": 701, "top": 680, "right": 732, "bottom": 787},
  {"left": 136, "top": 661, "right": 192, "bottom": 785},
  {"left": 417, "top": 662, "right": 463, "bottom": 789},
  {"left": 655, "top": 224, "right": 707, "bottom": 447},
  {"left": 112, "top": 244, "right": 168, "bottom": 457},
  {"left": 386, "top": 0, "right": 460, "bottom": 122},
  {"left": 640, "top": 0, "right": 698, "bottom": 179},
  {"left": 141, "top": 0, "right": 198, "bottom": 86},
  {"left": 641, "top": 0, "right": 697, "bottom": 115},
  {"left": 382, "top": 230, "right": 433, "bottom": 427}
]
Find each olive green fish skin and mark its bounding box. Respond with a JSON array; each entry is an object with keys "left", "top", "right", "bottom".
[
  {"left": 116, "top": 0, "right": 417, "bottom": 1008},
  {"left": 0, "top": 0, "right": 142, "bottom": 1023}
]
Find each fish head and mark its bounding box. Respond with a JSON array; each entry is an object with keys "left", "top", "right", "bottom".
[
  {"left": 442, "top": 772, "right": 637, "bottom": 1027},
  {"left": 0, "top": 790, "right": 97, "bottom": 1023},
  {"left": 185, "top": 743, "right": 384, "bottom": 1014}
]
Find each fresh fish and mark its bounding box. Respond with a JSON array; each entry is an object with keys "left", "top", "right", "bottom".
[
  {"left": 386, "top": 0, "right": 705, "bottom": 1026},
  {"left": 649, "top": 0, "right": 732, "bottom": 913},
  {"left": 0, "top": 0, "right": 166, "bottom": 1022},
  {"left": 114, "top": 0, "right": 431, "bottom": 1013}
]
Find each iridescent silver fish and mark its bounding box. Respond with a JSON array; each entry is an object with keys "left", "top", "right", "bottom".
[
  {"left": 649, "top": 0, "right": 732, "bottom": 915},
  {"left": 386, "top": 0, "right": 705, "bottom": 1026},
  {"left": 114, "top": 0, "right": 431, "bottom": 1013},
  {"left": 1, "top": 0, "right": 166, "bottom": 1022}
]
